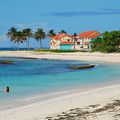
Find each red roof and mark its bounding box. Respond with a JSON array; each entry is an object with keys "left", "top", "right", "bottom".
[
  {"left": 51, "top": 33, "right": 74, "bottom": 40},
  {"left": 78, "top": 31, "right": 101, "bottom": 39},
  {"left": 60, "top": 41, "right": 74, "bottom": 45}
]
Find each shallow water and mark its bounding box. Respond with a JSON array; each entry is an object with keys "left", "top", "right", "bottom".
[{"left": 0, "top": 58, "right": 120, "bottom": 106}]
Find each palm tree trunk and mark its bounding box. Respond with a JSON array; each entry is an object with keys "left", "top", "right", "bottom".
[
  {"left": 14, "top": 43, "right": 17, "bottom": 50},
  {"left": 74, "top": 39, "right": 75, "bottom": 50},
  {"left": 39, "top": 39, "right": 42, "bottom": 49},
  {"left": 38, "top": 40, "right": 40, "bottom": 49},
  {"left": 17, "top": 42, "right": 19, "bottom": 50},
  {"left": 27, "top": 39, "right": 30, "bottom": 50},
  {"left": 40, "top": 39, "right": 42, "bottom": 49}
]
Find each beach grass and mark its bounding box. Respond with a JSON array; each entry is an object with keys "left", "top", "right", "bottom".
[{"left": 34, "top": 49, "right": 88, "bottom": 53}]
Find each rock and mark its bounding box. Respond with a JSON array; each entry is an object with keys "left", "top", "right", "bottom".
[
  {"left": 41, "top": 58, "right": 48, "bottom": 60},
  {"left": 69, "top": 64, "right": 95, "bottom": 70},
  {"left": 0, "top": 61, "right": 14, "bottom": 64},
  {"left": 18, "top": 57, "right": 38, "bottom": 59}
]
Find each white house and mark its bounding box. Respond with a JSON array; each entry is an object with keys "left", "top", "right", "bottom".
[{"left": 50, "top": 31, "right": 102, "bottom": 50}]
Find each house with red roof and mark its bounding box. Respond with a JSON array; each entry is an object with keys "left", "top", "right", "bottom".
[
  {"left": 50, "top": 33, "right": 74, "bottom": 50},
  {"left": 76, "top": 31, "right": 102, "bottom": 50},
  {"left": 50, "top": 31, "right": 102, "bottom": 50}
]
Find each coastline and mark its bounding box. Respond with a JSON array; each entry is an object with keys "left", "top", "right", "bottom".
[
  {"left": 1, "top": 77, "right": 120, "bottom": 111},
  {"left": 0, "top": 51, "right": 120, "bottom": 63},
  {"left": 0, "top": 51, "right": 120, "bottom": 119},
  {"left": 0, "top": 84, "right": 120, "bottom": 120}
]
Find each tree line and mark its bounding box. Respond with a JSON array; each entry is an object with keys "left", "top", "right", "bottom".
[
  {"left": 7, "top": 27, "right": 56, "bottom": 50},
  {"left": 6, "top": 27, "right": 78, "bottom": 50},
  {"left": 7, "top": 27, "right": 63, "bottom": 50},
  {"left": 91, "top": 30, "right": 120, "bottom": 53},
  {"left": 7, "top": 27, "right": 120, "bottom": 53}
]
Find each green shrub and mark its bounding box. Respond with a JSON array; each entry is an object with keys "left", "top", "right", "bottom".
[{"left": 91, "top": 30, "right": 120, "bottom": 53}]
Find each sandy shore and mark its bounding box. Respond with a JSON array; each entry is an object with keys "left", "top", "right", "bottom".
[
  {"left": 0, "top": 51, "right": 120, "bottom": 120},
  {"left": 0, "top": 84, "right": 120, "bottom": 120},
  {"left": 0, "top": 51, "right": 120, "bottom": 63}
]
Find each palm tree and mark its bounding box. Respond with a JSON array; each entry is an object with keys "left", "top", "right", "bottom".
[
  {"left": 73, "top": 33, "right": 78, "bottom": 50},
  {"left": 15, "top": 31, "right": 25, "bottom": 50},
  {"left": 7, "top": 27, "right": 17, "bottom": 50},
  {"left": 47, "top": 29, "right": 56, "bottom": 37},
  {"left": 34, "top": 28, "right": 46, "bottom": 49},
  {"left": 59, "top": 30, "right": 67, "bottom": 34},
  {"left": 22, "top": 28, "right": 33, "bottom": 50}
]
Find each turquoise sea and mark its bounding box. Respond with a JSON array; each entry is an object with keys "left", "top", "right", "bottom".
[{"left": 0, "top": 57, "right": 120, "bottom": 108}]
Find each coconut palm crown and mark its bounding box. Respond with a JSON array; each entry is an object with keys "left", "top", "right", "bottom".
[
  {"left": 34, "top": 28, "right": 46, "bottom": 49},
  {"left": 7, "top": 27, "right": 18, "bottom": 49},
  {"left": 15, "top": 31, "right": 25, "bottom": 50},
  {"left": 22, "top": 28, "right": 33, "bottom": 50},
  {"left": 47, "top": 29, "right": 56, "bottom": 37},
  {"left": 7, "top": 27, "right": 17, "bottom": 42}
]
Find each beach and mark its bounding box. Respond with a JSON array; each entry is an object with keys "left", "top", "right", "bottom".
[
  {"left": 0, "top": 51, "right": 120, "bottom": 63},
  {"left": 0, "top": 51, "right": 120, "bottom": 120},
  {"left": 0, "top": 84, "right": 120, "bottom": 120}
]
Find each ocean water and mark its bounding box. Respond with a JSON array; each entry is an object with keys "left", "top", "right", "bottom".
[
  {"left": 0, "top": 58, "right": 120, "bottom": 106},
  {"left": 0, "top": 47, "right": 49, "bottom": 51},
  {"left": 0, "top": 47, "right": 35, "bottom": 51}
]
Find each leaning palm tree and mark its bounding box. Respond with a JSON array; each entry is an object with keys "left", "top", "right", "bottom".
[
  {"left": 47, "top": 29, "right": 56, "bottom": 37},
  {"left": 7, "top": 27, "right": 17, "bottom": 50},
  {"left": 34, "top": 28, "right": 46, "bottom": 49},
  {"left": 22, "top": 28, "right": 33, "bottom": 50}
]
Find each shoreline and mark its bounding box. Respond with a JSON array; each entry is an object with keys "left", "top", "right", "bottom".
[
  {"left": 0, "top": 84, "right": 120, "bottom": 120},
  {"left": 0, "top": 51, "right": 120, "bottom": 63},
  {"left": 0, "top": 51, "right": 120, "bottom": 119},
  {"left": 1, "top": 77, "right": 120, "bottom": 111}
]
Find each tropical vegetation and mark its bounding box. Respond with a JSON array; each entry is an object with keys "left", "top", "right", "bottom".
[
  {"left": 34, "top": 28, "right": 46, "bottom": 49},
  {"left": 47, "top": 30, "right": 56, "bottom": 37},
  {"left": 22, "top": 28, "right": 33, "bottom": 50},
  {"left": 91, "top": 30, "right": 120, "bottom": 53},
  {"left": 7, "top": 27, "right": 47, "bottom": 50},
  {"left": 6, "top": 28, "right": 120, "bottom": 53},
  {"left": 6, "top": 27, "right": 70, "bottom": 50},
  {"left": 7, "top": 27, "right": 18, "bottom": 49},
  {"left": 72, "top": 33, "right": 77, "bottom": 50}
]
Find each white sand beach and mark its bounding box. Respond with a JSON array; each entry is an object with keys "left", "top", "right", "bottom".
[
  {"left": 0, "top": 51, "right": 120, "bottom": 120},
  {"left": 0, "top": 84, "right": 120, "bottom": 120},
  {"left": 0, "top": 51, "right": 120, "bottom": 63}
]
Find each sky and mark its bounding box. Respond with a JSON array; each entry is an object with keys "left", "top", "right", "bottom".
[{"left": 0, "top": 0, "right": 120, "bottom": 48}]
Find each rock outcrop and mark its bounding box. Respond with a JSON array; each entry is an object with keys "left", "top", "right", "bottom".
[
  {"left": 0, "top": 61, "right": 14, "bottom": 64},
  {"left": 69, "top": 64, "right": 95, "bottom": 70}
]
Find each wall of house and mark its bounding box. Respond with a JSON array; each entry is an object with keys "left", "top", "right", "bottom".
[
  {"left": 50, "top": 36, "right": 101, "bottom": 50},
  {"left": 74, "top": 38, "right": 84, "bottom": 50},
  {"left": 60, "top": 36, "right": 73, "bottom": 41},
  {"left": 50, "top": 36, "right": 73, "bottom": 50},
  {"left": 60, "top": 44, "right": 73, "bottom": 50}
]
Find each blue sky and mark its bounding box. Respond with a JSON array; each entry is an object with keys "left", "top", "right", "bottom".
[{"left": 0, "top": 0, "right": 120, "bottom": 48}]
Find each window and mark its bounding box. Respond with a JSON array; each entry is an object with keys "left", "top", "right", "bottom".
[
  {"left": 75, "top": 39, "right": 78, "bottom": 41},
  {"left": 77, "top": 42, "right": 80, "bottom": 45}
]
